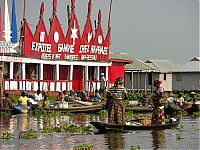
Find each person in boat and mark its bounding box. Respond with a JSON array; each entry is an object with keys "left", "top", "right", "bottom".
[
  {"left": 106, "top": 77, "right": 129, "bottom": 125},
  {"left": 93, "top": 89, "right": 101, "bottom": 102},
  {"left": 27, "top": 94, "right": 37, "bottom": 106},
  {"left": 151, "top": 80, "right": 166, "bottom": 125},
  {"left": 34, "top": 89, "right": 43, "bottom": 101},
  {"left": 62, "top": 90, "right": 69, "bottom": 101},
  {"left": 0, "top": 92, "right": 13, "bottom": 109},
  {"left": 189, "top": 92, "right": 196, "bottom": 104},
  {"left": 68, "top": 89, "right": 76, "bottom": 102},
  {"left": 99, "top": 73, "right": 107, "bottom": 98},
  {"left": 167, "top": 92, "right": 175, "bottom": 103},
  {"left": 42, "top": 93, "right": 49, "bottom": 108},
  {"left": 18, "top": 91, "right": 28, "bottom": 109},
  {"left": 174, "top": 93, "right": 185, "bottom": 106},
  {"left": 57, "top": 91, "right": 64, "bottom": 101}
]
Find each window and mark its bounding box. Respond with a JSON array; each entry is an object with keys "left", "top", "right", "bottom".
[
  {"left": 176, "top": 73, "right": 183, "bottom": 81},
  {"left": 164, "top": 73, "right": 167, "bottom": 80},
  {"left": 148, "top": 72, "right": 152, "bottom": 85},
  {"left": 129, "top": 72, "right": 132, "bottom": 81}
]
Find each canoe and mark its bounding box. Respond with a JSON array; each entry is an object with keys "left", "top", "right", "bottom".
[
  {"left": 90, "top": 118, "right": 180, "bottom": 132},
  {"left": 182, "top": 103, "right": 200, "bottom": 113},
  {"left": 38, "top": 102, "right": 105, "bottom": 113},
  {"left": 125, "top": 105, "right": 153, "bottom": 112}
]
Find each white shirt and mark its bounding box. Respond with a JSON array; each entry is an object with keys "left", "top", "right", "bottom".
[{"left": 34, "top": 93, "right": 43, "bottom": 101}]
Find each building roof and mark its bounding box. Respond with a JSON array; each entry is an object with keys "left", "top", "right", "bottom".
[
  {"left": 109, "top": 52, "right": 133, "bottom": 63},
  {"left": 125, "top": 57, "right": 157, "bottom": 72},
  {"left": 173, "top": 57, "right": 200, "bottom": 72},
  {"left": 145, "top": 60, "right": 178, "bottom": 73}
]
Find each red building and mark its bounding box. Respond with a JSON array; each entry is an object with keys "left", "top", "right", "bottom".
[{"left": 1, "top": 0, "right": 132, "bottom": 94}]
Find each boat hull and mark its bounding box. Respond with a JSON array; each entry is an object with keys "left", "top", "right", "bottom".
[
  {"left": 90, "top": 119, "right": 180, "bottom": 132},
  {"left": 38, "top": 103, "right": 105, "bottom": 113}
]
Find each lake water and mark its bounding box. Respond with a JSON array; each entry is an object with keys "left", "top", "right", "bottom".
[{"left": 0, "top": 112, "right": 199, "bottom": 150}]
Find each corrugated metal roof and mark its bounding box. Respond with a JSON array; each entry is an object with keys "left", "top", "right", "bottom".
[
  {"left": 145, "top": 60, "right": 178, "bottom": 73},
  {"left": 174, "top": 57, "right": 200, "bottom": 72},
  {"left": 109, "top": 52, "right": 133, "bottom": 61},
  {"left": 125, "top": 57, "right": 157, "bottom": 71}
]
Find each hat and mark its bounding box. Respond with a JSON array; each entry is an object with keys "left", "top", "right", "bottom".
[
  {"left": 190, "top": 92, "right": 196, "bottom": 95},
  {"left": 154, "top": 80, "right": 162, "bottom": 86},
  {"left": 101, "top": 73, "right": 104, "bottom": 76}
]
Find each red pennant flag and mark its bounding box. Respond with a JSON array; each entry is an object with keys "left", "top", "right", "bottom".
[
  {"left": 40, "top": 2, "right": 44, "bottom": 18},
  {"left": 88, "top": 0, "right": 92, "bottom": 16},
  {"left": 23, "top": 20, "right": 34, "bottom": 57},
  {"left": 66, "top": 7, "right": 81, "bottom": 55},
  {"left": 53, "top": 0, "right": 57, "bottom": 13},
  {"left": 71, "top": 0, "right": 75, "bottom": 11}
]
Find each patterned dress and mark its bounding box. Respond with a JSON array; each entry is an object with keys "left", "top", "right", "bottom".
[
  {"left": 152, "top": 87, "right": 165, "bottom": 125},
  {"left": 106, "top": 85, "right": 128, "bottom": 125}
]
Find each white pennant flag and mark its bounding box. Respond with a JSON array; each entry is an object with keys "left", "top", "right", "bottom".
[{"left": 4, "top": 0, "right": 11, "bottom": 42}]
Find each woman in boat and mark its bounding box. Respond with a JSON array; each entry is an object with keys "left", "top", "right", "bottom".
[
  {"left": 106, "top": 77, "right": 129, "bottom": 125},
  {"left": 18, "top": 91, "right": 28, "bottom": 108},
  {"left": 151, "top": 80, "right": 166, "bottom": 125},
  {"left": 57, "top": 91, "right": 64, "bottom": 101}
]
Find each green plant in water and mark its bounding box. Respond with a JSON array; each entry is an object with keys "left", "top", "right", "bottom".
[
  {"left": 99, "top": 110, "right": 108, "bottom": 116},
  {"left": 73, "top": 144, "right": 93, "bottom": 150},
  {"left": 192, "top": 111, "right": 200, "bottom": 118},
  {"left": 0, "top": 132, "right": 13, "bottom": 140},
  {"left": 19, "top": 129, "right": 37, "bottom": 139},
  {"left": 130, "top": 145, "right": 141, "bottom": 150},
  {"left": 41, "top": 123, "right": 92, "bottom": 133},
  {"left": 176, "top": 134, "right": 184, "bottom": 141},
  {"left": 177, "top": 125, "right": 184, "bottom": 132}
]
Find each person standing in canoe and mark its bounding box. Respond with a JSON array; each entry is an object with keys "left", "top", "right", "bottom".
[
  {"left": 106, "top": 77, "right": 129, "bottom": 125},
  {"left": 152, "top": 80, "right": 166, "bottom": 125}
]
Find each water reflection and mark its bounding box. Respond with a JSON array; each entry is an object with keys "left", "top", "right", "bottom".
[
  {"left": 104, "top": 132, "right": 125, "bottom": 150},
  {"left": 0, "top": 115, "right": 11, "bottom": 131},
  {"left": 17, "top": 114, "right": 29, "bottom": 132},
  {"left": 151, "top": 130, "right": 166, "bottom": 149}
]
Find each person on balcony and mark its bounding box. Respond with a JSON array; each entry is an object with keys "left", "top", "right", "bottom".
[
  {"left": 106, "top": 77, "right": 129, "bottom": 125},
  {"left": 99, "top": 73, "right": 107, "bottom": 98}
]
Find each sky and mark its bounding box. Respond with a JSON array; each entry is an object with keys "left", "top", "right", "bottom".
[{"left": 0, "top": 0, "right": 199, "bottom": 65}]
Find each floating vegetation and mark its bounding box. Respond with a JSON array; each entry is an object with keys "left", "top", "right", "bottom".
[
  {"left": 0, "top": 132, "right": 13, "bottom": 140},
  {"left": 19, "top": 129, "right": 37, "bottom": 139},
  {"left": 130, "top": 145, "right": 141, "bottom": 150},
  {"left": 192, "top": 111, "right": 200, "bottom": 118},
  {"left": 176, "top": 134, "right": 184, "bottom": 141},
  {"left": 99, "top": 110, "right": 108, "bottom": 116},
  {"left": 73, "top": 144, "right": 93, "bottom": 150},
  {"left": 177, "top": 125, "right": 184, "bottom": 132},
  {"left": 41, "top": 123, "right": 92, "bottom": 133}
]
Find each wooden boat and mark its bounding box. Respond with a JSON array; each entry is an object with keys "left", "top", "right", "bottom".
[
  {"left": 38, "top": 102, "right": 105, "bottom": 113},
  {"left": 125, "top": 105, "right": 153, "bottom": 112},
  {"left": 182, "top": 103, "right": 200, "bottom": 112},
  {"left": 90, "top": 118, "right": 180, "bottom": 132}
]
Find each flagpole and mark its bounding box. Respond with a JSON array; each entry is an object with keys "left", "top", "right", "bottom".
[
  {"left": 108, "top": 0, "right": 112, "bottom": 29},
  {"left": 23, "top": 0, "right": 26, "bottom": 20}
]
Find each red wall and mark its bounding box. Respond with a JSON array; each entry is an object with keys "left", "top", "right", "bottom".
[
  {"left": 72, "top": 66, "right": 83, "bottom": 91},
  {"left": 59, "top": 65, "right": 69, "bottom": 80},
  {"left": 43, "top": 64, "right": 54, "bottom": 80},
  {"left": 108, "top": 62, "right": 125, "bottom": 86}
]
